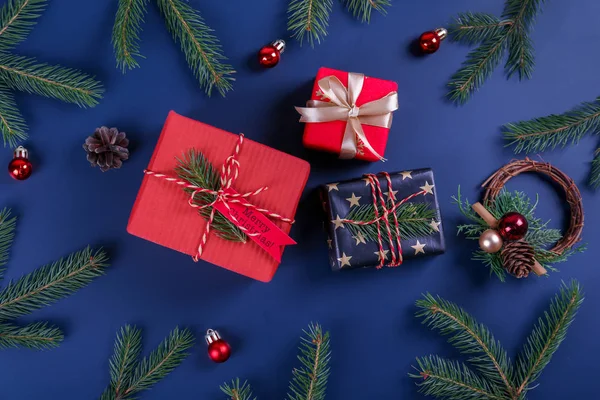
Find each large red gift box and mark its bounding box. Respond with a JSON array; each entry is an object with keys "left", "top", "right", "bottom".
[
  {"left": 127, "top": 111, "right": 310, "bottom": 282},
  {"left": 301, "top": 67, "right": 398, "bottom": 162}
]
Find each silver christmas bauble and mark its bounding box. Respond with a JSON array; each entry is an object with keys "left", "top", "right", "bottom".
[{"left": 479, "top": 229, "right": 503, "bottom": 253}]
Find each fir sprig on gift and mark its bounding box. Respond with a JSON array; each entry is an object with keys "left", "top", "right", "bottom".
[
  {"left": 345, "top": 202, "right": 435, "bottom": 243},
  {"left": 0, "top": 209, "right": 108, "bottom": 349},
  {"left": 453, "top": 188, "right": 585, "bottom": 282},
  {"left": 503, "top": 96, "right": 600, "bottom": 188},
  {"left": 447, "top": 0, "right": 545, "bottom": 104},
  {"left": 287, "top": 0, "right": 390, "bottom": 47},
  {"left": 175, "top": 149, "right": 246, "bottom": 243},
  {"left": 221, "top": 323, "right": 331, "bottom": 400},
  {"left": 0, "top": 0, "right": 103, "bottom": 146},
  {"left": 112, "top": 0, "right": 235, "bottom": 96},
  {"left": 101, "top": 325, "right": 195, "bottom": 400},
  {"left": 410, "top": 281, "right": 584, "bottom": 400}
]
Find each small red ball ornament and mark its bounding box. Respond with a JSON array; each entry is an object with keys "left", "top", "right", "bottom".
[
  {"left": 8, "top": 146, "right": 32, "bottom": 181},
  {"left": 419, "top": 28, "right": 448, "bottom": 54},
  {"left": 498, "top": 212, "right": 529, "bottom": 241},
  {"left": 258, "top": 39, "right": 286, "bottom": 68},
  {"left": 205, "top": 329, "right": 231, "bottom": 363}
]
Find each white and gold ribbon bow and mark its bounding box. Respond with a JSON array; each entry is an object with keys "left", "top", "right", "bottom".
[{"left": 295, "top": 72, "right": 398, "bottom": 160}]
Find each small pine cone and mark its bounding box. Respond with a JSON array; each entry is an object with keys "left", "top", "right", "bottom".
[
  {"left": 83, "top": 127, "right": 129, "bottom": 172},
  {"left": 501, "top": 240, "right": 535, "bottom": 279}
]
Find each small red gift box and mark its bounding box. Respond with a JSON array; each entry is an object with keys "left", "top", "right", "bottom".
[
  {"left": 127, "top": 111, "right": 310, "bottom": 282},
  {"left": 297, "top": 67, "right": 399, "bottom": 162}
]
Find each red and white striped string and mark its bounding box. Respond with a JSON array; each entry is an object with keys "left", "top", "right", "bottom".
[
  {"left": 341, "top": 172, "right": 426, "bottom": 269},
  {"left": 144, "top": 134, "right": 293, "bottom": 262}
]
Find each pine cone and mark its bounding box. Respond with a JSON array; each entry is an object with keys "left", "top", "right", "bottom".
[
  {"left": 501, "top": 240, "right": 535, "bottom": 279},
  {"left": 83, "top": 127, "right": 129, "bottom": 172}
]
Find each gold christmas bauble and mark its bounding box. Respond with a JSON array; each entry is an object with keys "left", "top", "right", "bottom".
[{"left": 479, "top": 229, "right": 503, "bottom": 253}]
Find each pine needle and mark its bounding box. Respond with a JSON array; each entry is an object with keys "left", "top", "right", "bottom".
[
  {"left": 0, "top": 321, "right": 63, "bottom": 350},
  {"left": 0, "top": 83, "right": 27, "bottom": 147},
  {"left": 0, "top": 54, "right": 104, "bottom": 107},
  {"left": 287, "top": 323, "right": 331, "bottom": 400},
  {"left": 156, "top": 0, "right": 235, "bottom": 97},
  {"left": 342, "top": 0, "right": 390, "bottom": 23},
  {"left": 112, "top": 0, "right": 148, "bottom": 72},
  {"left": 221, "top": 379, "right": 256, "bottom": 400},
  {"left": 287, "top": 0, "right": 333, "bottom": 47},
  {"left": 416, "top": 294, "right": 514, "bottom": 392},
  {"left": 591, "top": 148, "right": 600, "bottom": 188},
  {"left": 109, "top": 326, "right": 143, "bottom": 397},
  {"left": 514, "top": 281, "right": 583, "bottom": 397},
  {"left": 0, "top": 0, "right": 46, "bottom": 52},
  {"left": 449, "top": 12, "right": 512, "bottom": 45},
  {"left": 0, "top": 208, "right": 16, "bottom": 278},
  {"left": 0, "top": 246, "right": 108, "bottom": 320}
]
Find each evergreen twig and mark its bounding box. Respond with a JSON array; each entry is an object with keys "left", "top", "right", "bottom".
[
  {"left": 287, "top": 0, "right": 333, "bottom": 47},
  {"left": 0, "top": 208, "right": 16, "bottom": 278},
  {"left": 156, "top": 0, "right": 235, "bottom": 97},
  {"left": 0, "top": 321, "right": 63, "bottom": 350},
  {"left": 342, "top": 0, "right": 390, "bottom": 23},
  {"left": 591, "top": 148, "right": 600, "bottom": 188},
  {"left": 411, "top": 281, "right": 584, "bottom": 400},
  {"left": 221, "top": 379, "right": 256, "bottom": 400},
  {"left": 345, "top": 202, "right": 435, "bottom": 243},
  {"left": 447, "top": 0, "right": 545, "bottom": 104},
  {"left": 101, "top": 326, "right": 195, "bottom": 400},
  {"left": 175, "top": 149, "right": 246, "bottom": 243},
  {"left": 503, "top": 97, "right": 600, "bottom": 187},
  {"left": 0, "top": 83, "right": 26, "bottom": 147},
  {"left": 112, "top": 0, "right": 148, "bottom": 72},
  {"left": 0, "top": 0, "right": 46, "bottom": 52}
]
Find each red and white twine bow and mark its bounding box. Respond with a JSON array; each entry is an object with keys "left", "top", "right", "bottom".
[
  {"left": 341, "top": 172, "right": 427, "bottom": 269},
  {"left": 144, "top": 134, "right": 294, "bottom": 261}
]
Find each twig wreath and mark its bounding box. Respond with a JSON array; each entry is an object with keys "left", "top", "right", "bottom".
[{"left": 454, "top": 158, "right": 585, "bottom": 281}]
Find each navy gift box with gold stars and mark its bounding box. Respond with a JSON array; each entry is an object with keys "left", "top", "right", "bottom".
[{"left": 321, "top": 169, "right": 445, "bottom": 271}]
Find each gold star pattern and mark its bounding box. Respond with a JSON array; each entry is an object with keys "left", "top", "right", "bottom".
[
  {"left": 385, "top": 189, "right": 398, "bottom": 201},
  {"left": 346, "top": 193, "right": 362, "bottom": 207},
  {"left": 337, "top": 252, "right": 352, "bottom": 268},
  {"left": 374, "top": 249, "right": 389, "bottom": 261},
  {"left": 326, "top": 183, "right": 339, "bottom": 192},
  {"left": 331, "top": 215, "right": 345, "bottom": 230},
  {"left": 352, "top": 232, "right": 366, "bottom": 245},
  {"left": 411, "top": 240, "right": 426, "bottom": 255},
  {"left": 327, "top": 238, "right": 333, "bottom": 249},
  {"left": 430, "top": 219, "right": 441, "bottom": 232},
  {"left": 400, "top": 171, "right": 413, "bottom": 180},
  {"left": 420, "top": 181, "right": 435, "bottom": 195},
  {"left": 362, "top": 177, "right": 372, "bottom": 186}
]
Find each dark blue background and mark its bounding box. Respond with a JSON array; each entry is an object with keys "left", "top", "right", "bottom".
[{"left": 0, "top": 0, "right": 598, "bottom": 398}]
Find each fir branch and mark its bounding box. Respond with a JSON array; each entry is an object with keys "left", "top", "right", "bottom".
[
  {"left": 116, "top": 327, "right": 194, "bottom": 399},
  {"left": 0, "top": 0, "right": 46, "bottom": 52},
  {"left": 514, "top": 281, "right": 583, "bottom": 396},
  {"left": 591, "top": 148, "right": 600, "bottom": 188},
  {"left": 287, "top": 323, "right": 331, "bottom": 400},
  {"left": 416, "top": 294, "right": 513, "bottom": 393},
  {"left": 502, "top": 0, "right": 545, "bottom": 29},
  {"left": 447, "top": 33, "right": 507, "bottom": 104},
  {"left": 0, "top": 83, "right": 27, "bottom": 147},
  {"left": 345, "top": 202, "right": 435, "bottom": 243},
  {"left": 503, "top": 97, "right": 600, "bottom": 153},
  {"left": 175, "top": 149, "right": 246, "bottom": 243},
  {"left": 410, "top": 356, "right": 504, "bottom": 400},
  {"left": 505, "top": 26, "right": 534, "bottom": 80},
  {"left": 0, "top": 54, "right": 103, "bottom": 107},
  {"left": 221, "top": 379, "right": 256, "bottom": 400},
  {"left": 449, "top": 12, "right": 512, "bottom": 45},
  {"left": 156, "top": 0, "right": 234, "bottom": 97},
  {"left": 287, "top": 0, "right": 333, "bottom": 47},
  {"left": 342, "top": 0, "right": 390, "bottom": 23},
  {"left": 0, "top": 321, "right": 62, "bottom": 350},
  {"left": 0, "top": 208, "right": 16, "bottom": 277},
  {"left": 112, "top": 0, "right": 148, "bottom": 72},
  {"left": 109, "top": 326, "right": 143, "bottom": 397},
  {"left": 0, "top": 246, "right": 108, "bottom": 320}
]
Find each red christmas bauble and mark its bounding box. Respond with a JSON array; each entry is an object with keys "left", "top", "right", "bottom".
[
  {"left": 8, "top": 146, "right": 32, "bottom": 181},
  {"left": 419, "top": 28, "right": 448, "bottom": 54},
  {"left": 258, "top": 39, "right": 286, "bottom": 68},
  {"left": 205, "top": 329, "right": 231, "bottom": 363},
  {"left": 498, "top": 212, "right": 528, "bottom": 241}
]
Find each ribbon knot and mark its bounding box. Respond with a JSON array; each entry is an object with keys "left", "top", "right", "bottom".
[{"left": 296, "top": 72, "right": 398, "bottom": 160}]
